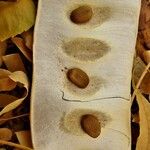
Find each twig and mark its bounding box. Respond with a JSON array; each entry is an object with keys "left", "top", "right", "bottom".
[{"left": 0, "top": 113, "right": 29, "bottom": 122}]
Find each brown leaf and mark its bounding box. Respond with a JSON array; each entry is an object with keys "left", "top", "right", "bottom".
[
  {"left": 132, "top": 57, "right": 145, "bottom": 88},
  {"left": 0, "top": 71, "right": 29, "bottom": 116},
  {"left": 142, "top": 26, "right": 150, "bottom": 49},
  {"left": 0, "top": 140, "right": 32, "bottom": 150},
  {"left": 132, "top": 113, "right": 140, "bottom": 123},
  {"left": 135, "top": 90, "right": 150, "bottom": 150},
  {"left": 11, "top": 37, "right": 32, "bottom": 62},
  {"left": 139, "top": 0, "right": 150, "bottom": 30},
  {"left": 0, "top": 69, "right": 17, "bottom": 91},
  {"left": 138, "top": 6, "right": 147, "bottom": 30},
  {"left": 0, "top": 40, "right": 7, "bottom": 67},
  {"left": 0, "top": 148, "right": 6, "bottom": 150},
  {"left": 0, "top": 69, "right": 11, "bottom": 78},
  {"left": 21, "top": 29, "right": 33, "bottom": 50},
  {"left": 136, "top": 37, "right": 145, "bottom": 59},
  {"left": 2, "top": 53, "right": 26, "bottom": 72},
  {"left": 0, "top": 77, "right": 17, "bottom": 92},
  {"left": 0, "top": 128, "right": 12, "bottom": 141},
  {"left": 132, "top": 57, "right": 150, "bottom": 94},
  {"left": 15, "top": 131, "right": 32, "bottom": 148},
  {"left": 140, "top": 71, "right": 150, "bottom": 94},
  {"left": 0, "top": 0, "right": 18, "bottom": 2},
  {"left": 0, "top": 112, "right": 12, "bottom": 125},
  {"left": 0, "top": 41, "right": 7, "bottom": 56},
  {"left": 0, "top": 94, "right": 17, "bottom": 108},
  {"left": 143, "top": 50, "right": 150, "bottom": 64}
]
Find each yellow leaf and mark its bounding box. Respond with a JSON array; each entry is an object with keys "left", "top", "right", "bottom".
[
  {"left": 15, "top": 131, "right": 32, "bottom": 148},
  {"left": 0, "top": 0, "right": 36, "bottom": 41},
  {"left": 0, "top": 71, "right": 29, "bottom": 116},
  {"left": 135, "top": 90, "right": 150, "bottom": 150}
]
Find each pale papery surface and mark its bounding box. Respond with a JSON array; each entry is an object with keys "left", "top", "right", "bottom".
[{"left": 0, "top": 0, "right": 149, "bottom": 150}]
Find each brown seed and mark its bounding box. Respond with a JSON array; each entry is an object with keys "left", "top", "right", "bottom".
[
  {"left": 70, "top": 6, "right": 93, "bottom": 24},
  {"left": 81, "top": 114, "right": 101, "bottom": 138},
  {"left": 67, "top": 68, "right": 89, "bottom": 88}
]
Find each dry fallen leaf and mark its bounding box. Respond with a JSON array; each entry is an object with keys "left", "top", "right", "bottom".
[
  {"left": 0, "top": 78, "right": 17, "bottom": 92},
  {"left": 138, "top": 0, "right": 150, "bottom": 30},
  {"left": 140, "top": 70, "right": 150, "bottom": 94},
  {"left": 11, "top": 37, "right": 32, "bottom": 62},
  {"left": 132, "top": 57, "right": 150, "bottom": 94},
  {"left": 0, "top": 41, "right": 7, "bottom": 56},
  {"left": 0, "top": 112, "right": 12, "bottom": 126},
  {"left": 2, "top": 53, "right": 26, "bottom": 72},
  {"left": 132, "top": 113, "right": 140, "bottom": 123},
  {"left": 0, "top": 71, "right": 29, "bottom": 116},
  {"left": 143, "top": 50, "right": 150, "bottom": 64},
  {"left": 142, "top": 26, "right": 150, "bottom": 49},
  {"left": 135, "top": 90, "right": 150, "bottom": 150},
  {"left": 0, "top": 128, "right": 12, "bottom": 141},
  {"left": 0, "top": 40, "right": 7, "bottom": 67},
  {"left": 136, "top": 37, "right": 145, "bottom": 60},
  {"left": 21, "top": 29, "right": 33, "bottom": 51},
  {"left": 0, "top": 69, "right": 11, "bottom": 78},
  {"left": 0, "top": 94, "right": 18, "bottom": 108},
  {"left": 0, "top": 140, "right": 33, "bottom": 150},
  {"left": 0, "top": 148, "right": 6, "bottom": 150},
  {"left": 15, "top": 131, "right": 32, "bottom": 148},
  {"left": 0, "top": 0, "right": 35, "bottom": 41},
  {"left": 132, "top": 57, "right": 145, "bottom": 88},
  {"left": 0, "top": 1, "right": 35, "bottom": 149},
  {"left": 0, "top": 69, "right": 17, "bottom": 91}
]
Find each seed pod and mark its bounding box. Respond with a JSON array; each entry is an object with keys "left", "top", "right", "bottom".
[
  {"left": 70, "top": 6, "right": 93, "bottom": 24},
  {"left": 67, "top": 68, "right": 89, "bottom": 88},
  {"left": 81, "top": 114, "right": 101, "bottom": 138}
]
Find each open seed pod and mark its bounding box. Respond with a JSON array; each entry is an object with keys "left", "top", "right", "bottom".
[
  {"left": 31, "top": 0, "right": 141, "bottom": 149},
  {"left": 0, "top": 0, "right": 35, "bottom": 41}
]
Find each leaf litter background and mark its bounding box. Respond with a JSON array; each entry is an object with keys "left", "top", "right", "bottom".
[{"left": 0, "top": 0, "right": 150, "bottom": 150}]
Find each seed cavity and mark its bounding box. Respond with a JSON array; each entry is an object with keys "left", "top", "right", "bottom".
[
  {"left": 61, "top": 109, "right": 110, "bottom": 136},
  {"left": 62, "top": 38, "right": 110, "bottom": 62},
  {"left": 68, "top": 5, "right": 111, "bottom": 27},
  {"left": 64, "top": 76, "right": 104, "bottom": 100}
]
